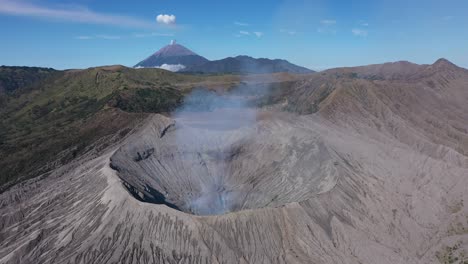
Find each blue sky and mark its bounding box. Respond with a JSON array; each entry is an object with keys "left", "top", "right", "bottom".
[{"left": 1, "top": 0, "right": 467, "bottom": 70}]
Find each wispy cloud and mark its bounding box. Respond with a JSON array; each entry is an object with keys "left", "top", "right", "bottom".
[
  {"left": 75, "top": 35, "right": 121, "bottom": 40},
  {"left": 318, "top": 19, "right": 337, "bottom": 34},
  {"left": 320, "top": 19, "right": 336, "bottom": 25},
  {"left": 253, "top": 32, "right": 264, "bottom": 38},
  {"left": 352, "top": 28, "right": 368, "bottom": 37},
  {"left": 234, "top": 21, "right": 249, "bottom": 26},
  {"left": 156, "top": 14, "right": 176, "bottom": 25},
  {"left": 133, "top": 32, "right": 174, "bottom": 38},
  {"left": 317, "top": 28, "right": 337, "bottom": 34},
  {"left": 280, "top": 29, "right": 297, "bottom": 35},
  {"left": 95, "top": 34, "right": 121, "bottom": 40},
  {"left": 234, "top": 30, "right": 263, "bottom": 39},
  {"left": 358, "top": 20, "right": 369, "bottom": 27},
  {"left": 0, "top": 0, "right": 156, "bottom": 29},
  {"left": 75, "top": 36, "right": 92, "bottom": 40},
  {"left": 75, "top": 32, "right": 173, "bottom": 40}
]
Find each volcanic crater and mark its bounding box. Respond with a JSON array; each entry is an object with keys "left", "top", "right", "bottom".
[{"left": 110, "top": 108, "right": 344, "bottom": 216}]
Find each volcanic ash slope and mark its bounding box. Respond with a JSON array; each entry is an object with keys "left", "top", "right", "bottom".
[{"left": 1, "top": 60, "right": 468, "bottom": 263}]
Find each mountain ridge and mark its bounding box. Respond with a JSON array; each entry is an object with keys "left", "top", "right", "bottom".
[
  {"left": 322, "top": 58, "right": 464, "bottom": 80},
  {"left": 134, "top": 41, "right": 313, "bottom": 74},
  {"left": 182, "top": 55, "right": 313, "bottom": 74}
]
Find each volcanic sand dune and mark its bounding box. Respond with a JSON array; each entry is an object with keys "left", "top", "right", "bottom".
[{"left": 1, "top": 59, "right": 468, "bottom": 263}]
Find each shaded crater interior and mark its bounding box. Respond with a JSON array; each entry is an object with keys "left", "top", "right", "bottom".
[{"left": 110, "top": 111, "right": 345, "bottom": 216}]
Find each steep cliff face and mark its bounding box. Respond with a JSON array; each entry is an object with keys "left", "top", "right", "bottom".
[{"left": 1, "top": 60, "right": 467, "bottom": 264}]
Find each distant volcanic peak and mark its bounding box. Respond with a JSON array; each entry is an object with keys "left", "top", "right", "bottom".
[
  {"left": 153, "top": 41, "right": 199, "bottom": 57},
  {"left": 134, "top": 40, "right": 209, "bottom": 69}
]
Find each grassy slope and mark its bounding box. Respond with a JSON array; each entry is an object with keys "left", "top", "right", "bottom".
[
  {"left": 0, "top": 66, "right": 59, "bottom": 108},
  {"left": 0, "top": 66, "right": 195, "bottom": 189},
  {"left": 0, "top": 66, "right": 57, "bottom": 94}
]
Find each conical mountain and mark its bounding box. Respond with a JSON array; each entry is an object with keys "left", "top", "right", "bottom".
[{"left": 134, "top": 40, "right": 209, "bottom": 71}]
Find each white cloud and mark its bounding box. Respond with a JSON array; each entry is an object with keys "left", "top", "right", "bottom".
[
  {"left": 234, "top": 21, "right": 249, "bottom": 26},
  {"left": 239, "top": 30, "right": 250, "bottom": 35},
  {"left": 361, "top": 22, "right": 369, "bottom": 26},
  {"left": 156, "top": 14, "right": 176, "bottom": 25},
  {"left": 253, "top": 32, "right": 264, "bottom": 38},
  {"left": 352, "top": 28, "right": 368, "bottom": 37},
  {"left": 0, "top": 0, "right": 155, "bottom": 28},
  {"left": 156, "top": 64, "right": 185, "bottom": 72},
  {"left": 320, "top": 19, "right": 336, "bottom": 25},
  {"left": 135, "top": 64, "right": 186, "bottom": 72}
]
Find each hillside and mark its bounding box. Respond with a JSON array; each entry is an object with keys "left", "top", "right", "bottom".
[
  {"left": 0, "top": 59, "right": 467, "bottom": 264},
  {"left": 0, "top": 66, "right": 188, "bottom": 189},
  {"left": 183, "top": 55, "right": 314, "bottom": 74},
  {"left": 0, "top": 66, "right": 57, "bottom": 95},
  {"left": 0, "top": 66, "right": 302, "bottom": 190}
]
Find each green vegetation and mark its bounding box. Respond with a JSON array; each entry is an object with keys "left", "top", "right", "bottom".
[
  {"left": 0, "top": 66, "right": 189, "bottom": 190},
  {"left": 0, "top": 66, "right": 58, "bottom": 108},
  {"left": 0, "top": 66, "right": 57, "bottom": 95},
  {"left": 436, "top": 241, "right": 467, "bottom": 264},
  {"left": 109, "top": 87, "right": 182, "bottom": 113}
]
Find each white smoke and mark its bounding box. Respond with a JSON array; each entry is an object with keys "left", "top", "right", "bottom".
[
  {"left": 170, "top": 72, "right": 275, "bottom": 215},
  {"left": 172, "top": 88, "right": 257, "bottom": 215}
]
